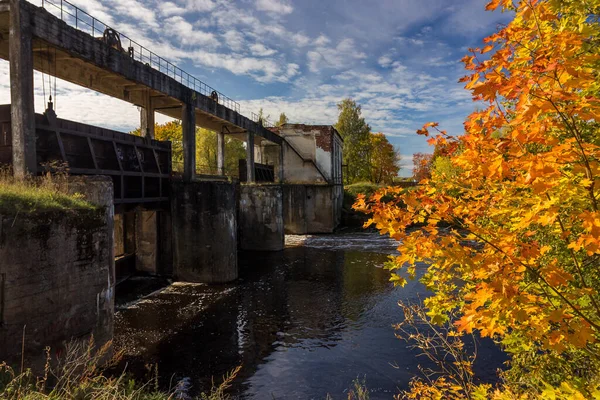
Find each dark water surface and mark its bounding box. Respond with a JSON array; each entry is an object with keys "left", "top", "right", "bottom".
[{"left": 114, "top": 232, "right": 504, "bottom": 399}]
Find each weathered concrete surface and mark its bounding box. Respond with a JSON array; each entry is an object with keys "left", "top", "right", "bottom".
[
  {"left": 136, "top": 210, "right": 158, "bottom": 275},
  {"left": 238, "top": 185, "right": 284, "bottom": 251},
  {"left": 171, "top": 180, "right": 238, "bottom": 283},
  {"left": 0, "top": 176, "right": 114, "bottom": 362},
  {"left": 266, "top": 125, "right": 343, "bottom": 185},
  {"left": 283, "top": 184, "right": 341, "bottom": 234}
]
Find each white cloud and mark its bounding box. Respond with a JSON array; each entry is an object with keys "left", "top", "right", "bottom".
[
  {"left": 164, "top": 16, "right": 220, "bottom": 48},
  {"left": 255, "top": 0, "right": 293, "bottom": 15},
  {"left": 222, "top": 30, "right": 246, "bottom": 52},
  {"left": 158, "top": 2, "right": 187, "bottom": 16},
  {"left": 250, "top": 43, "right": 277, "bottom": 57},
  {"left": 378, "top": 55, "right": 393, "bottom": 68},
  {"left": 307, "top": 38, "right": 366, "bottom": 72},
  {"left": 190, "top": 50, "right": 298, "bottom": 83},
  {"left": 184, "top": 0, "right": 216, "bottom": 12}
]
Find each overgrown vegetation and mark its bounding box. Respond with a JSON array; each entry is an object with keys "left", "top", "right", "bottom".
[
  {"left": 0, "top": 338, "right": 371, "bottom": 400},
  {"left": 356, "top": 0, "right": 600, "bottom": 398},
  {"left": 0, "top": 168, "right": 94, "bottom": 214},
  {"left": 0, "top": 338, "right": 241, "bottom": 400}
]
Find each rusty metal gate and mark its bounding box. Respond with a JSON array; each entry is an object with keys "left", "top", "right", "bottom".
[{"left": 0, "top": 104, "right": 171, "bottom": 207}]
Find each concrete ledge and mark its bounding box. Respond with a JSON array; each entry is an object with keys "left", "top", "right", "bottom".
[
  {"left": 238, "top": 184, "right": 284, "bottom": 251},
  {"left": 171, "top": 180, "right": 238, "bottom": 283}
]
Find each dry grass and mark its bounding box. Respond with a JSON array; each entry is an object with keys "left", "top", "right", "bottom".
[
  {"left": 0, "top": 165, "right": 94, "bottom": 214},
  {"left": 0, "top": 337, "right": 241, "bottom": 400}
]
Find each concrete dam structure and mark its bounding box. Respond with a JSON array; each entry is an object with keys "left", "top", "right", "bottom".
[{"left": 0, "top": 0, "right": 343, "bottom": 362}]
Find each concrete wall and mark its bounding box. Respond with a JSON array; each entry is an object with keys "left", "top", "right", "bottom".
[
  {"left": 0, "top": 176, "right": 114, "bottom": 362},
  {"left": 282, "top": 142, "right": 325, "bottom": 183},
  {"left": 267, "top": 125, "right": 343, "bottom": 186},
  {"left": 283, "top": 184, "right": 340, "bottom": 234},
  {"left": 238, "top": 185, "right": 284, "bottom": 251},
  {"left": 171, "top": 180, "right": 238, "bottom": 283}
]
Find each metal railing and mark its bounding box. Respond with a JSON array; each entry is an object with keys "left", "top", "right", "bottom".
[
  {"left": 250, "top": 112, "right": 275, "bottom": 128},
  {"left": 38, "top": 0, "right": 243, "bottom": 114}
]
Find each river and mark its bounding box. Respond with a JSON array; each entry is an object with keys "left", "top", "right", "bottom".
[{"left": 114, "top": 232, "right": 504, "bottom": 399}]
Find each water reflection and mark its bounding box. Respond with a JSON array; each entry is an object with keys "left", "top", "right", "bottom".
[{"left": 114, "top": 234, "right": 503, "bottom": 399}]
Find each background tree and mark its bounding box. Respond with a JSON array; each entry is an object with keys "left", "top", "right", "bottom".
[
  {"left": 276, "top": 112, "right": 289, "bottom": 127},
  {"left": 335, "top": 99, "right": 372, "bottom": 183},
  {"left": 369, "top": 132, "right": 400, "bottom": 184},
  {"left": 132, "top": 122, "right": 246, "bottom": 175},
  {"left": 412, "top": 152, "right": 432, "bottom": 182}
]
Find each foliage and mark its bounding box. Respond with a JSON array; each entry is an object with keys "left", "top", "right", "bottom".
[
  {"left": 356, "top": 0, "right": 600, "bottom": 397},
  {"left": 412, "top": 152, "right": 433, "bottom": 182},
  {"left": 195, "top": 128, "right": 247, "bottom": 176},
  {"left": 335, "top": 99, "right": 373, "bottom": 183},
  {"left": 369, "top": 133, "right": 401, "bottom": 184},
  {"left": 132, "top": 122, "right": 246, "bottom": 176},
  {"left": 345, "top": 182, "right": 382, "bottom": 200},
  {"left": 0, "top": 338, "right": 241, "bottom": 400},
  {"left": 0, "top": 166, "right": 94, "bottom": 214},
  {"left": 276, "top": 112, "right": 289, "bottom": 126}
]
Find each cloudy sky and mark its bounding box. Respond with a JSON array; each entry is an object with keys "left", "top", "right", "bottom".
[{"left": 0, "top": 0, "right": 510, "bottom": 176}]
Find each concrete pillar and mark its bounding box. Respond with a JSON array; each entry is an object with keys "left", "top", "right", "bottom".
[
  {"left": 171, "top": 181, "right": 238, "bottom": 283},
  {"left": 246, "top": 131, "right": 255, "bottom": 183},
  {"left": 9, "top": 0, "right": 36, "bottom": 177},
  {"left": 217, "top": 129, "right": 225, "bottom": 175},
  {"left": 182, "top": 102, "right": 196, "bottom": 182},
  {"left": 140, "top": 95, "right": 155, "bottom": 140},
  {"left": 278, "top": 144, "right": 284, "bottom": 183},
  {"left": 135, "top": 210, "right": 158, "bottom": 275},
  {"left": 238, "top": 185, "right": 284, "bottom": 251}
]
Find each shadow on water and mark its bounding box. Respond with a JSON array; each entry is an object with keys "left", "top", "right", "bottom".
[{"left": 114, "top": 234, "right": 506, "bottom": 399}]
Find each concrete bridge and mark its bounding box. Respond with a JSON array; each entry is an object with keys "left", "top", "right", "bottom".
[
  {"left": 0, "top": 0, "right": 282, "bottom": 181},
  {"left": 0, "top": 0, "right": 344, "bottom": 363}
]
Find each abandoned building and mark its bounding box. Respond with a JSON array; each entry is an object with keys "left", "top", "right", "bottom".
[{"left": 0, "top": 0, "right": 344, "bottom": 363}]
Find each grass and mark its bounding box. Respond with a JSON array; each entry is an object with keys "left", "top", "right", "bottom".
[
  {"left": 0, "top": 338, "right": 241, "bottom": 400},
  {"left": 0, "top": 338, "right": 372, "bottom": 400},
  {"left": 0, "top": 170, "right": 95, "bottom": 214}
]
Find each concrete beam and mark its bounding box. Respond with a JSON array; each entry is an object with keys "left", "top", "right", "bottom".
[
  {"left": 0, "top": 0, "right": 283, "bottom": 145},
  {"left": 246, "top": 130, "right": 255, "bottom": 183},
  {"left": 9, "top": 0, "right": 35, "bottom": 177},
  {"left": 182, "top": 101, "right": 196, "bottom": 182}
]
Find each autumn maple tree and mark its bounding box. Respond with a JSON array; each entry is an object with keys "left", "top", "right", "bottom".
[
  {"left": 355, "top": 0, "right": 600, "bottom": 397},
  {"left": 412, "top": 152, "right": 433, "bottom": 181}
]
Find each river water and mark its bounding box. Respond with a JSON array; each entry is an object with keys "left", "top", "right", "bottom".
[{"left": 114, "top": 232, "right": 504, "bottom": 399}]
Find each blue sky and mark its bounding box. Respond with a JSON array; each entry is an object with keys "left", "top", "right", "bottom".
[{"left": 0, "top": 0, "right": 511, "bottom": 176}]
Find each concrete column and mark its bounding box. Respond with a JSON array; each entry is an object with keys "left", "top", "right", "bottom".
[
  {"left": 217, "top": 129, "right": 225, "bottom": 175},
  {"left": 238, "top": 185, "right": 284, "bottom": 251},
  {"left": 135, "top": 210, "right": 158, "bottom": 275},
  {"left": 171, "top": 181, "right": 238, "bottom": 283},
  {"left": 182, "top": 102, "right": 196, "bottom": 182},
  {"left": 246, "top": 131, "right": 255, "bottom": 183},
  {"left": 9, "top": 0, "right": 36, "bottom": 177},
  {"left": 278, "top": 144, "right": 284, "bottom": 183},
  {"left": 140, "top": 95, "right": 155, "bottom": 140}
]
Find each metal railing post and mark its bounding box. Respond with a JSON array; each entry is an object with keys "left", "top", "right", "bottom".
[{"left": 60, "top": 0, "right": 63, "bottom": 19}]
